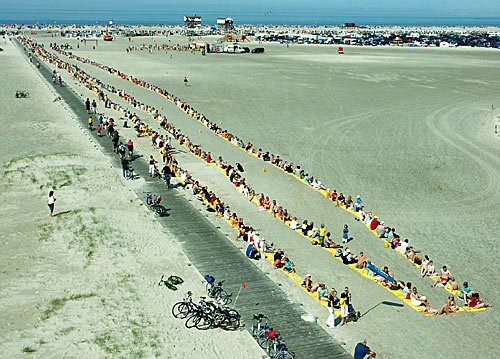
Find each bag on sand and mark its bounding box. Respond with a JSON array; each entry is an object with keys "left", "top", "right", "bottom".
[{"left": 204, "top": 274, "right": 215, "bottom": 284}]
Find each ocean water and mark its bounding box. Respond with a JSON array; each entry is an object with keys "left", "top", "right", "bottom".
[{"left": 1, "top": 9, "right": 499, "bottom": 27}]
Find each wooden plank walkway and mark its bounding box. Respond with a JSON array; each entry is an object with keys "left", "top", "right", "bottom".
[{"left": 23, "top": 42, "right": 351, "bottom": 359}]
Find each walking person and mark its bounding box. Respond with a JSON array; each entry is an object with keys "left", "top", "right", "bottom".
[
  {"left": 48, "top": 190, "right": 56, "bottom": 217},
  {"left": 127, "top": 139, "right": 134, "bottom": 157},
  {"left": 148, "top": 155, "right": 156, "bottom": 177},
  {"left": 85, "top": 98, "right": 91, "bottom": 113},
  {"left": 91, "top": 99, "right": 97, "bottom": 114},
  {"left": 88, "top": 117, "right": 93, "bottom": 130},
  {"left": 184, "top": 76, "right": 189, "bottom": 86}
]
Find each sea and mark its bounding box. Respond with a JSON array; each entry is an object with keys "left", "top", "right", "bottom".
[{"left": 1, "top": 9, "right": 499, "bottom": 27}]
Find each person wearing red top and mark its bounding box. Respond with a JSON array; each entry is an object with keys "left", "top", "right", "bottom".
[{"left": 467, "top": 293, "right": 491, "bottom": 309}]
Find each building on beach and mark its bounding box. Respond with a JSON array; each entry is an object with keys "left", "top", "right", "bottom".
[{"left": 184, "top": 15, "right": 202, "bottom": 28}]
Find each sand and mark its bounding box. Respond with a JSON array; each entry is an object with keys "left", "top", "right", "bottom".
[
  {"left": 0, "top": 39, "right": 264, "bottom": 358},
  {"left": 3, "top": 31, "right": 500, "bottom": 358}
]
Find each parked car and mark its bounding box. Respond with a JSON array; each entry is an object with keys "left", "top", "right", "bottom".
[{"left": 251, "top": 47, "right": 265, "bottom": 54}]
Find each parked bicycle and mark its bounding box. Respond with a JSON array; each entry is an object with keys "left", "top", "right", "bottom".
[
  {"left": 172, "top": 292, "right": 240, "bottom": 331},
  {"left": 252, "top": 314, "right": 295, "bottom": 358},
  {"left": 205, "top": 275, "right": 232, "bottom": 305}
]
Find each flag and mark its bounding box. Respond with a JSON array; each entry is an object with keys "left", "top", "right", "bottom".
[{"left": 241, "top": 281, "right": 247, "bottom": 289}]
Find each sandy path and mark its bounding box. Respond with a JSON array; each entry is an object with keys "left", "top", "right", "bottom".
[{"left": 0, "top": 39, "right": 263, "bottom": 358}]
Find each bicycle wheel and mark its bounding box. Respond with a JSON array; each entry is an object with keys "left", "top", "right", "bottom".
[
  {"left": 185, "top": 313, "right": 201, "bottom": 329},
  {"left": 162, "top": 281, "right": 177, "bottom": 291},
  {"left": 207, "top": 287, "right": 222, "bottom": 299},
  {"left": 257, "top": 335, "right": 270, "bottom": 349},
  {"left": 172, "top": 302, "right": 190, "bottom": 319},
  {"left": 216, "top": 290, "right": 231, "bottom": 305},
  {"left": 224, "top": 312, "right": 240, "bottom": 331},
  {"left": 195, "top": 314, "right": 213, "bottom": 330},
  {"left": 274, "top": 351, "right": 295, "bottom": 359}
]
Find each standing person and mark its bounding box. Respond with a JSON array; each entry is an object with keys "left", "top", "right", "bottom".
[
  {"left": 85, "top": 98, "right": 91, "bottom": 113},
  {"left": 162, "top": 164, "right": 171, "bottom": 188},
  {"left": 91, "top": 99, "right": 97, "bottom": 114},
  {"left": 127, "top": 139, "right": 134, "bottom": 157},
  {"left": 342, "top": 224, "right": 349, "bottom": 243},
  {"left": 354, "top": 339, "right": 376, "bottom": 359},
  {"left": 184, "top": 76, "right": 188, "bottom": 86},
  {"left": 326, "top": 288, "right": 338, "bottom": 328},
  {"left": 340, "top": 287, "right": 352, "bottom": 326},
  {"left": 47, "top": 190, "right": 56, "bottom": 217},
  {"left": 148, "top": 155, "right": 156, "bottom": 177},
  {"left": 88, "top": 117, "right": 93, "bottom": 130},
  {"left": 121, "top": 157, "right": 129, "bottom": 179}
]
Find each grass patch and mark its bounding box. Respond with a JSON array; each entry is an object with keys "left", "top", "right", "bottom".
[{"left": 41, "top": 293, "right": 96, "bottom": 320}]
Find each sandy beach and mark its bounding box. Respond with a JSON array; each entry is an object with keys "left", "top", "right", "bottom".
[
  {"left": 0, "top": 38, "right": 264, "bottom": 358},
  {"left": 1, "top": 29, "right": 499, "bottom": 359}
]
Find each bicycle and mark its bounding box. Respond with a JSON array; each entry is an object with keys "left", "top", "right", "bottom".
[
  {"left": 171, "top": 291, "right": 197, "bottom": 318},
  {"left": 145, "top": 192, "right": 168, "bottom": 216},
  {"left": 159, "top": 274, "right": 184, "bottom": 291},
  {"left": 206, "top": 280, "right": 232, "bottom": 305},
  {"left": 266, "top": 334, "right": 295, "bottom": 359}
]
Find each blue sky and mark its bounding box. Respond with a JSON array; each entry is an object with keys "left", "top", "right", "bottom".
[{"left": 3, "top": 0, "right": 500, "bottom": 17}]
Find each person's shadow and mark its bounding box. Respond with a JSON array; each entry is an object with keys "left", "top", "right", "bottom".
[{"left": 53, "top": 210, "right": 71, "bottom": 217}]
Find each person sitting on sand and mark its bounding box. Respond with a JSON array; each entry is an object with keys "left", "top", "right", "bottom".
[
  {"left": 302, "top": 274, "right": 313, "bottom": 291},
  {"left": 432, "top": 266, "right": 454, "bottom": 287},
  {"left": 324, "top": 232, "right": 342, "bottom": 249},
  {"left": 403, "top": 282, "right": 412, "bottom": 299},
  {"left": 283, "top": 257, "right": 295, "bottom": 273},
  {"left": 341, "top": 248, "right": 356, "bottom": 265},
  {"left": 355, "top": 252, "right": 366, "bottom": 269},
  {"left": 317, "top": 283, "right": 328, "bottom": 301},
  {"left": 467, "top": 292, "right": 491, "bottom": 309},
  {"left": 460, "top": 281, "right": 474, "bottom": 302},
  {"left": 410, "top": 287, "right": 431, "bottom": 310},
  {"left": 434, "top": 295, "right": 460, "bottom": 316}
]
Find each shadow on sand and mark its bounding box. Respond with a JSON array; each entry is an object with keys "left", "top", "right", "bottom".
[{"left": 359, "top": 300, "right": 404, "bottom": 319}]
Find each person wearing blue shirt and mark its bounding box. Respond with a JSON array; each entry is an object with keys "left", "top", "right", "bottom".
[{"left": 354, "top": 339, "right": 376, "bottom": 359}]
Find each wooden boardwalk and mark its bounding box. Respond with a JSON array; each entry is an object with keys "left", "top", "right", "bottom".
[{"left": 25, "top": 43, "right": 351, "bottom": 359}]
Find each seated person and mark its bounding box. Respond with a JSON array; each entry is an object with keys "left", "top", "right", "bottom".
[
  {"left": 402, "top": 282, "right": 412, "bottom": 299},
  {"left": 410, "top": 287, "right": 431, "bottom": 310},
  {"left": 273, "top": 249, "right": 284, "bottom": 268},
  {"left": 317, "top": 283, "right": 328, "bottom": 301},
  {"left": 302, "top": 274, "right": 313, "bottom": 291},
  {"left": 262, "top": 152, "right": 270, "bottom": 161},
  {"left": 341, "top": 248, "right": 356, "bottom": 265},
  {"left": 323, "top": 232, "right": 342, "bottom": 248},
  {"left": 398, "top": 239, "right": 410, "bottom": 254},
  {"left": 434, "top": 296, "right": 459, "bottom": 316},
  {"left": 375, "top": 266, "right": 394, "bottom": 285},
  {"left": 249, "top": 245, "right": 261, "bottom": 260},
  {"left": 460, "top": 281, "right": 474, "bottom": 302},
  {"left": 289, "top": 217, "right": 299, "bottom": 230},
  {"left": 355, "top": 252, "right": 366, "bottom": 268},
  {"left": 467, "top": 292, "right": 491, "bottom": 309},
  {"left": 283, "top": 257, "right": 295, "bottom": 273},
  {"left": 432, "top": 266, "right": 454, "bottom": 287}
]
